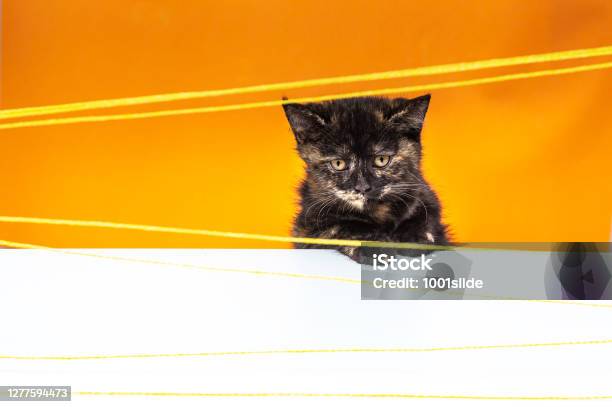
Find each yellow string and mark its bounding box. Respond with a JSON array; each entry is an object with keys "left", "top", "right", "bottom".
[
  {"left": 0, "top": 216, "right": 444, "bottom": 250},
  {"left": 2, "top": 60, "right": 612, "bottom": 131},
  {"left": 2, "top": 236, "right": 612, "bottom": 311},
  {"left": 529, "top": 300, "right": 612, "bottom": 309},
  {"left": 1, "top": 216, "right": 610, "bottom": 255},
  {"left": 3, "top": 338, "right": 611, "bottom": 360},
  {"left": 73, "top": 391, "right": 612, "bottom": 400},
  {"left": 0, "top": 239, "right": 360, "bottom": 285},
  {"left": 2, "top": 45, "right": 612, "bottom": 121},
  {"left": 1, "top": 236, "right": 612, "bottom": 363}
]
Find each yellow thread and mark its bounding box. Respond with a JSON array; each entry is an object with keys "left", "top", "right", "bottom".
[
  {"left": 0, "top": 216, "right": 444, "bottom": 250},
  {"left": 0, "top": 239, "right": 360, "bottom": 285},
  {"left": 73, "top": 391, "right": 612, "bottom": 400},
  {"left": 2, "top": 237, "right": 611, "bottom": 309},
  {"left": 0, "top": 238, "right": 553, "bottom": 303},
  {"left": 2, "top": 45, "right": 612, "bottom": 120},
  {"left": 1, "top": 61, "right": 612, "bottom": 131},
  {"left": 1, "top": 216, "right": 610, "bottom": 255},
  {"left": 0, "top": 238, "right": 486, "bottom": 303},
  {"left": 0, "top": 238, "right": 473, "bottom": 305},
  {"left": 2, "top": 339, "right": 612, "bottom": 360},
  {"left": 530, "top": 299, "right": 612, "bottom": 309}
]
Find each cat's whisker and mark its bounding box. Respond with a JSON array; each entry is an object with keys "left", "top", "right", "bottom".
[
  {"left": 311, "top": 198, "right": 330, "bottom": 228},
  {"left": 314, "top": 196, "right": 337, "bottom": 228},
  {"left": 390, "top": 182, "right": 425, "bottom": 189},
  {"left": 378, "top": 184, "right": 419, "bottom": 199},
  {"left": 384, "top": 187, "right": 429, "bottom": 224},
  {"left": 398, "top": 191, "right": 429, "bottom": 224},
  {"left": 386, "top": 191, "right": 412, "bottom": 211},
  {"left": 304, "top": 194, "right": 337, "bottom": 221},
  {"left": 404, "top": 172, "right": 428, "bottom": 187}
]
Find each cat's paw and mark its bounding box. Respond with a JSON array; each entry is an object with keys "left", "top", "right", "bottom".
[
  {"left": 338, "top": 246, "right": 383, "bottom": 266},
  {"left": 338, "top": 246, "right": 361, "bottom": 262}
]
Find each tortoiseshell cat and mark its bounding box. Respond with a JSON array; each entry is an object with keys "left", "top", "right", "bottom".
[{"left": 283, "top": 95, "right": 449, "bottom": 261}]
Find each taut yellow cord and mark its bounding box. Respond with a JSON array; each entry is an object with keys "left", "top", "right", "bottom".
[
  {"left": 0, "top": 215, "right": 443, "bottom": 250},
  {"left": 1, "top": 45, "right": 612, "bottom": 120},
  {"left": 2, "top": 338, "right": 611, "bottom": 360},
  {"left": 1, "top": 60, "right": 612, "bottom": 131},
  {"left": 0, "top": 239, "right": 359, "bottom": 285},
  {"left": 73, "top": 391, "right": 612, "bottom": 400},
  {"left": 0, "top": 216, "right": 610, "bottom": 253},
  {"left": 1, "top": 236, "right": 612, "bottom": 310}
]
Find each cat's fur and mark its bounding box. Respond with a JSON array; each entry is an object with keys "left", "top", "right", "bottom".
[{"left": 283, "top": 95, "right": 449, "bottom": 262}]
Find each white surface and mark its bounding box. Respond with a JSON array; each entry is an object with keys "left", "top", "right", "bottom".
[{"left": 1, "top": 249, "right": 611, "bottom": 406}]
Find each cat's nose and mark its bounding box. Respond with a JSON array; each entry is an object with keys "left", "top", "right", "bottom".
[{"left": 354, "top": 182, "right": 371, "bottom": 194}]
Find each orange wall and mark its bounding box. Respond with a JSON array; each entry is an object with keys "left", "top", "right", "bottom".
[{"left": 2, "top": 0, "right": 612, "bottom": 247}]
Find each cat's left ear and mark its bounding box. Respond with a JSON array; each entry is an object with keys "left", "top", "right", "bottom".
[
  {"left": 387, "top": 94, "right": 431, "bottom": 134},
  {"left": 282, "top": 102, "right": 327, "bottom": 144}
]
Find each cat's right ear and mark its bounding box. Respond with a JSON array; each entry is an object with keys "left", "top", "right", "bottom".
[{"left": 282, "top": 102, "right": 327, "bottom": 144}]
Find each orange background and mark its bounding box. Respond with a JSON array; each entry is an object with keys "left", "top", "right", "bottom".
[{"left": 2, "top": 0, "right": 612, "bottom": 248}]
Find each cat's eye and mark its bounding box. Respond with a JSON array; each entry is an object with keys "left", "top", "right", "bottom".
[
  {"left": 330, "top": 159, "right": 347, "bottom": 171},
  {"left": 373, "top": 155, "right": 391, "bottom": 168}
]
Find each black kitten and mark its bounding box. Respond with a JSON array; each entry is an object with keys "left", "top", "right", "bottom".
[{"left": 283, "top": 95, "right": 449, "bottom": 261}]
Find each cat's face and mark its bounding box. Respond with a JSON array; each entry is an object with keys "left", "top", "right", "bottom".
[{"left": 283, "top": 95, "right": 430, "bottom": 212}]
